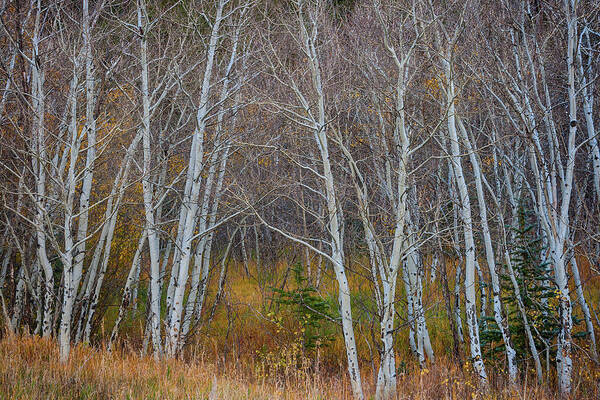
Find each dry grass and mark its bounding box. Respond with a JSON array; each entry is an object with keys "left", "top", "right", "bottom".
[
  {"left": 2, "top": 258, "right": 598, "bottom": 399},
  {"left": 1, "top": 333, "right": 598, "bottom": 399},
  {"left": 0, "top": 333, "right": 341, "bottom": 400}
]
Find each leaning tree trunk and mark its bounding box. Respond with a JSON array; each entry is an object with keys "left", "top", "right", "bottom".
[
  {"left": 165, "top": 0, "right": 225, "bottom": 358},
  {"left": 443, "top": 56, "right": 487, "bottom": 384},
  {"left": 457, "top": 118, "right": 518, "bottom": 383}
]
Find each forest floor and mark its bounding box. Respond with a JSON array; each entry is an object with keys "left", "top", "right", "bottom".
[
  {"left": 1, "top": 261, "right": 599, "bottom": 399},
  {"left": 0, "top": 333, "right": 598, "bottom": 399}
]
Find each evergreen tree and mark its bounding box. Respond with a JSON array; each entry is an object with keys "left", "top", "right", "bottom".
[
  {"left": 271, "top": 262, "right": 335, "bottom": 350},
  {"left": 481, "top": 203, "right": 561, "bottom": 366}
]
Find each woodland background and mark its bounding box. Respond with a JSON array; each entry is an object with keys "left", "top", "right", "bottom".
[{"left": 0, "top": 0, "right": 599, "bottom": 398}]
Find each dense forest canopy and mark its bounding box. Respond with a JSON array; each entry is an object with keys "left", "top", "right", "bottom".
[{"left": 0, "top": 0, "right": 599, "bottom": 399}]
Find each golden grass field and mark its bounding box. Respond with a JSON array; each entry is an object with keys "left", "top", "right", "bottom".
[
  {"left": 1, "top": 260, "right": 599, "bottom": 399},
  {"left": 1, "top": 333, "right": 599, "bottom": 399}
]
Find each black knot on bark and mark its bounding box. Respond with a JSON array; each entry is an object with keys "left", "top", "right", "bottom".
[{"left": 570, "top": 120, "right": 577, "bottom": 127}]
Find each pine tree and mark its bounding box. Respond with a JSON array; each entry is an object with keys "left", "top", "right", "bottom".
[
  {"left": 270, "top": 262, "right": 335, "bottom": 350},
  {"left": 481, "top": 204, "right": 560, "bottom": 366}
]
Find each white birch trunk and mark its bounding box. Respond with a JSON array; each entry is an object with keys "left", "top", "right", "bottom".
[
  {"left": 576, "top": 25, "right": 600, "bottom": 202},
  {"left": 68, "top": 0, "right": 97, "bottom": 341},
  {"left": 299, "top": 4, "right": 363, "bottom": 395},
  {"left": 138, "top": 0, "right": 162, "bottom": 357},
  {"left": 58, "top": 57, "right": 81, "bottom": 361},
  {"left": 179, "top": 28, "right": 240, "bottom": 346},
  {"left": 30, "top": 3, "right": 53, "bottom": 339},
  {"left": 443, "top": 56, "right": 487, "bottom": 384},
  {"left": 457, "top": 119, "right": 518, "bottom": 383},
  {"left": 554, "top": 3, "right": 577, "bottom": 392},
  {"left": 405, "top": 208, "right": 434, "bottom": 365},
  {"left": 166, "top": 0, "right": 225, "bottom": 357}
]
